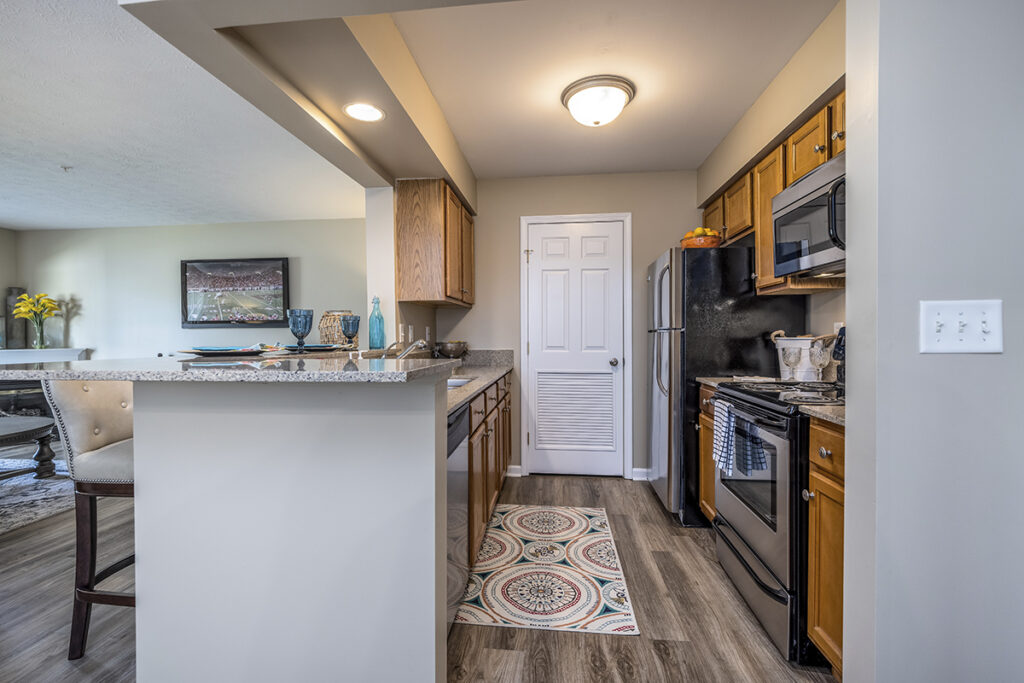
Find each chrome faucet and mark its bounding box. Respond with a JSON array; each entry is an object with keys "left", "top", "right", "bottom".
[
  {"left": 397, "top": 339, "right": 428, "bottom": 359},
  {"left": 383, "top": 341, "right": 403, "bottom": 357}
]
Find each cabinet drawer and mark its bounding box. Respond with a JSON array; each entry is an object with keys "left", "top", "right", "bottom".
[
  {"left": 700, "top": 384, "right": 716, "bottom": 415},
  {"left": 485, "top": 382, "right": 499, "bottom": 413},
  {"left": 809, "top": 419, "right": 845, "bottom": 481},
  {"left": 470, "top": 393, "right": 487, "bottom": 433}
]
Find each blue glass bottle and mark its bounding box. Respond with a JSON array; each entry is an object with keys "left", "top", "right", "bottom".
[{"left": 368, "top": 296, "right": 386, "bottom": 350}]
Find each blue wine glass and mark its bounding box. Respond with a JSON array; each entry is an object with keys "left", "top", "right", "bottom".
[
  {"left": 340, "top": 315, "right": 360, "bottom": 347},
  {"left": 287, "top": 309, "right": 314, "bottom": 353}
]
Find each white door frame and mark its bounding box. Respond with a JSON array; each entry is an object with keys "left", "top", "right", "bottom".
[{"left": 519, "top": 213, "right": 633, "bottom": 478}]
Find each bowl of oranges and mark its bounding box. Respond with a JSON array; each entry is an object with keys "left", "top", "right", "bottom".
[{"left": 680, "top": 227, "right": 723, "bottom": 250}]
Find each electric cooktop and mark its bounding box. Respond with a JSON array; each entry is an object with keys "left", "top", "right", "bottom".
[{"left": 716, "top": 380, "right": 845, "bottom": 414}]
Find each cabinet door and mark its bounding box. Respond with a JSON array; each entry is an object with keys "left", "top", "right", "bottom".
[
  {"left": 698, "top": 412, "right": 716, "bottom": 521},
  {"left": 703, "top": 195, "right": 724, "bottom": 233},
  {"left": 468, "top": 424, "right": 487, "bottom": 565},
  {"left": 444, "top": 185, "right": 462, "bottom": 300},
  {"left": 807, "top": 468, "right": 844, "bottom": 674},
  {"left": 460, "top": 207, "right": 475, "bottom": 304},
  {"left": 787, "top": 107, "right": 829, "bottom": 183},
  {"left": 723, "top": 172, "right": 753, "bottom": 241},
  {"left": 485, "top": 412, "right": 500, "bottom": 514},
  {"left": 753, "top": 145, "right": 787, "bottom": 291},
  {"left": 830, "top": 91, "right": 846, "bottom": 156},
  {"left": 501, "top": 396, "right": 512, "bottom": 476}
]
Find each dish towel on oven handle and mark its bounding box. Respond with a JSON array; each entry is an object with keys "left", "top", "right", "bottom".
[
  {"left": 712, "top": 400, "right": 769, "bottom": 476},
  {"left": 712, "top": 399, "right": 735, "bottom": 476}
]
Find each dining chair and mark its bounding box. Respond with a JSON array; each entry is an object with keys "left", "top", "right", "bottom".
[{"left": 42, "top": 380, "right": 135, "bottom": 660}]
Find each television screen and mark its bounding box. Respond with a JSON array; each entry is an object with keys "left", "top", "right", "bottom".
[{"left": 181, "top": 258, "right": 289, "bottom": 328}]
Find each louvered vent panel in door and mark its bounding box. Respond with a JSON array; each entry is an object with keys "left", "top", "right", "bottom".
[{"left": 535, "top": 372, "right": 614, "bottom": 450}]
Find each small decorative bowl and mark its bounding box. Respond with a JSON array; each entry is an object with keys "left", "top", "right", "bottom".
[
  {"left": 680, "top": 235, "right": 723, "bottom": 250},
  {"left": 436, "top": 341, "right": 468, "bottom": 358}
]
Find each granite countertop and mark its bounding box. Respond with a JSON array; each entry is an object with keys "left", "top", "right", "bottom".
[
  {"left": 695, "top": 376, "right": 734, "bottom": 388},
  {"left": 446, "top": 365, "right": 512, "bottom": 414},
  {"left": 800, "top": 405, "right": 845, "bottom": 427},
  {"left": 0, "top": 356, "right": 461, "bottom": 383}
]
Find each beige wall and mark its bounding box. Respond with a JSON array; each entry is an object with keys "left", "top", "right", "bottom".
[
  {"left": 807, "top": 290, "right": 846, "bottom": 335},
  {"left": 0, "top": 227, "right": 17, "bottom": 293},
  {"left": 436, "top": 171, "right": 702, "bottom": 471},
  {"left": 697, "top": 0, "right": 846, "bottom": 204},
  {"left": 15, "top": 219, "right": 366, "bottom": 358}
]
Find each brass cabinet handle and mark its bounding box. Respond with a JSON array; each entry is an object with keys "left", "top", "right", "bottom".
[
  {"left": 802, "top": 489, "right": 815, "bottom": 502},
  {"left": 813, "top": 144, "right": 827, "bottom": 153},
  {"left": 818, "top": 446, "right": 832, "bottom": 459}
]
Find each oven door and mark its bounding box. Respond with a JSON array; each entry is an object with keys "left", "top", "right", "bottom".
[
  {"left": 773, "top": 177, "right": 845, "bottom": 278},
  {"left": 714, "top": 406, "right": 791, "bottom": 586}
]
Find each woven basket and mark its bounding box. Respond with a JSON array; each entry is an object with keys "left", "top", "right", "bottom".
[{"left": 319, "top": 310, "right": 358, "bottom": 346}]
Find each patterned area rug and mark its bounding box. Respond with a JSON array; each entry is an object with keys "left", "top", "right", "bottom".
[
  {"left": 455, "top": 504, "right": 639, "bottom": 635},
  {"left": 0, "top": 442, "right": 73, "bottom": 536}
]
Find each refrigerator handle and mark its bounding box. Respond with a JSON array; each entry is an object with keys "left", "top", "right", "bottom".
[
  {"left": 654, "top": 331, "right": 669, "bottom": 397},
  {"left": 655, "top": 264, "right": 670, "bottom": 329}
]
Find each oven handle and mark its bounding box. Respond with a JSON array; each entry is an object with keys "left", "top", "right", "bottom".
[
  {"left": 729, "top": 405, "right": 789, "bottom": 432},
  {"left": 827, "top": 179, "right": 846, "bottom": 249},
  {"left": 713, "top": 516, "right": 789, "bottom": 605}
]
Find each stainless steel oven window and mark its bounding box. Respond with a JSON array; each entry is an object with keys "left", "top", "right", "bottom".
[{"left": 720, "top": 414, "right": 778, "bottom": 531}]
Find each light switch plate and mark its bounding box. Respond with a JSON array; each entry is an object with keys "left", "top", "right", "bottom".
[{"left": 919, "top": 300, "right": 1003, "bottom": 353}]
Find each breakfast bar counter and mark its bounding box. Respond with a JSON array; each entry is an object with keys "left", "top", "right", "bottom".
[{"left": 0, "top": 356, "right": 459, "bottom": 682}]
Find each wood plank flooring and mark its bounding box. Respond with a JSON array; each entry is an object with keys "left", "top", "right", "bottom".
[
  {"left": 0, "top": 475, "right": 834, "bottom": 682},
  {"left": 0, "top": 497, "right": 134, "bottom": 683},
  {"left": 447, "top": 476, "right": 835, "bottom": 683}
]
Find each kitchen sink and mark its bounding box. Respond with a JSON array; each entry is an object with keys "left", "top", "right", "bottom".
[{"left": 447, "top": 378, "right": 473, "bottom": 390}]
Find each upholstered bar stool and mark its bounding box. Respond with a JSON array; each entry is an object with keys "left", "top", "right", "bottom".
[{"left": 42, "top": 380, "right": 135, "bottom": 660}]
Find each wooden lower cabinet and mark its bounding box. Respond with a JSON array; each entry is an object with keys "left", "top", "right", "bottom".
[
  {"left": 698, "top": 411, "right": 716, "bottom": 520},
  {"left": 468, "top": 422, "right": 487, "bottom": 562},
  {"left": 467, "top": 374, "right": 514, "bottom": 565},
  {"left": 806, "top": 419, "right": 845, "bottom": 676}
]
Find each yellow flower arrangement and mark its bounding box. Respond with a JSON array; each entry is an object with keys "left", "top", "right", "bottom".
[{"left": 12, "top": 293, "right": 60, "bottom": 349}]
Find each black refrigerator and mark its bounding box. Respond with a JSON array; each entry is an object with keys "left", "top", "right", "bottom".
[{"left": 647, "top": 246, "right": 806, "bottom": 526}]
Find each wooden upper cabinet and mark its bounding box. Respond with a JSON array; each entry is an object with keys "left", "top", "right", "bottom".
[
  {"left": 787, "top": 106, "right": 829, "bottom": 183},
  {"left": 723, "top": 172, "right": 753, "bottom": 241},
  {"left": 830, "top": 91, "right": 846, "bottom": 156},
  {"left": 807, "top": 467, "right": 845, "bottom": 676},
  {"left": 444, "top": 185, "right": 462, "bottom": 300},
  {"left": 395, "top": 179, "right": 474, "bottom": 307},
  {"left": 703, "top": 195, "right": 724, "bottom": 232},
  {"left": 753, "top": 145, "right": 787, "bottom": 291},
  {"left": 460, "top": 206, "right": 475, "bottom": 305}
]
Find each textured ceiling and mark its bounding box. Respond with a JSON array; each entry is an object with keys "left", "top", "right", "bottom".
[
  {"left": 0, "top": 0, "right": 365, "bottom": 230},
  {"left": 393, "top": 0, "right": 838, "bottom": 178}
]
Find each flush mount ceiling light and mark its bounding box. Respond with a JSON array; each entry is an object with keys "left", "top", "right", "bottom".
[
  {"left": 343, "top": 102, "right": 385, "bottom": 122},
  {"left": 561, "top": 75, "right": 636, "bottom": 127}
]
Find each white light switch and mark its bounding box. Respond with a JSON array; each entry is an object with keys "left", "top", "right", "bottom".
[{"left": 919, "top": 300, "right": 1003, "bottom": 353}]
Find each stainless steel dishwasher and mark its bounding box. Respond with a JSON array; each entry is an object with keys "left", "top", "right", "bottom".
[{"left": 446, "top": 405, "right": 471, "bottom": 631}]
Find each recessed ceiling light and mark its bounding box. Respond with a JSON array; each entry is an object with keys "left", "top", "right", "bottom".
[
  {"left": 561, "top": 75, "right": 636, "bottom": 127},
  {"left": 343, "top": 103, "right": 385, "bottom": 122}
]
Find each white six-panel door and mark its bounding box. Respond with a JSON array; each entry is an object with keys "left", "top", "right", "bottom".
[{"left": 522, "top": 216, "right": 628, "bottom": 476}]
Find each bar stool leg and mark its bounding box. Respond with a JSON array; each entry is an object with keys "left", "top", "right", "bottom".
[
  {"left": 68, "top": 492, "right": 97, "bottom": 660},
  {"left": 33, "top": 433, "right": 56, "bottom": 479}
]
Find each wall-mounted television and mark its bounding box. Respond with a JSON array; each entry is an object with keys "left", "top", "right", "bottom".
[{"left": 181, "top": 258, "right": 290, "bottom": 328}]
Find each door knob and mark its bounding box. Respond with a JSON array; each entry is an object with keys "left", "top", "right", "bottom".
[
  {"left": 802, "top": 489, "right": 815, "bottom": 502},
  {"left": 609, "top": 358, "right": 619, "bottom": 367},
  {"left": 818, "top": 446, "right": 832, "bottom": 459}
]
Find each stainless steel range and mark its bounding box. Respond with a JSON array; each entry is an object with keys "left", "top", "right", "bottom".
[{"left": 710, "top": 380, "right": 843, "bottom": 665}]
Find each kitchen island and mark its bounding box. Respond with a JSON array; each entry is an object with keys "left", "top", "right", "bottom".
[{"left": 0, "top": 356, "right": 460, "bottom": 682}]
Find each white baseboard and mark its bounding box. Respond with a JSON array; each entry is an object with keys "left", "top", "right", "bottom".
[
  {"left": 506, "top": 465, "right": 523, "bottom": 477},
  {"left": 631, "top": 468, "right": 651, "bottom": 481}
]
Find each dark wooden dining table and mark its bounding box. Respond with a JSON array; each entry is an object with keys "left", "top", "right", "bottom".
[{"left": 0, "top": 416, "right": 57, "bottom": 480}]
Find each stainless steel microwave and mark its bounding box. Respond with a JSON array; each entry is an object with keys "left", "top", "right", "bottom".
[{"left": 772, "top": 152, "right": 845, "bottom": 277}]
